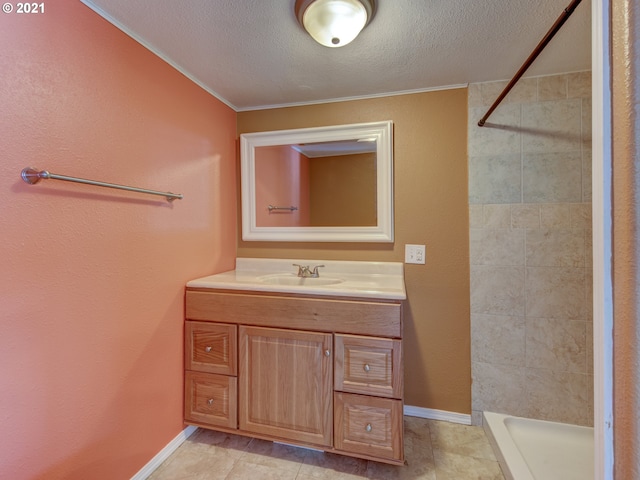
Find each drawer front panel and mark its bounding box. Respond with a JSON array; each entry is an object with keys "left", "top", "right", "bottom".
[
  {"left": 334, "top": 392, "right": 403, "bottom": 461},
  {"left": 185, "top": 372, "right": 237, "bottom": 429},
  {"left": 334, "top": 335, "right": 403, "bottom": 398},
  {"left": 186, "top": 321, "right": 237, "bottom": 375},
  {"left": 186, "top": 290, "right": 402, "bottom": 338}
]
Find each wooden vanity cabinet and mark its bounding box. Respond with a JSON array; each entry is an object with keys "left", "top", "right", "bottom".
[{"left": 185, "top": 289, "right": 404, "bottom": 465}]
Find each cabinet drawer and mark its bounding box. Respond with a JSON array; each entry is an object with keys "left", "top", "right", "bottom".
[
  {"left": 185, "top": 321, "right": 237, "bottom": 375},
  {"left": 334, "top": 335, "right": 402, "bottom": 398},
  {"left": 334, "top": 392, "right": 403, "bottom": 462},
  {"left": 186, "top": 290, "right": 402, "bottom": 338},
  {"left": 185, "top": 371, "right": 237, "bottom": 429}
]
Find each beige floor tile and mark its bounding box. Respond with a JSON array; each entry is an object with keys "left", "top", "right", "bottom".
[
  {"left": 239, "top": 438, "right": 307, "bottom": 473},
  {"left": 433, "top": 450, "right": 505, "bottom": 480},
  {"left": 299, "top": 450, "right": 368, "bottom": 479},
  {"left": 191, "top": 429, "right": 253, "bottom": 459},
  {"left": 366, "top": 461, "right": 436, "bottom": 480},
  {"left": 225, "top": 460, "right": 298, "bottom": 479},
  {"left": 428, "top": 420, "right": 497, "bottom": 461},
  {"left": 362, "top": 416, "right": 436, "bottom": 479},
  {"left": 403, "top": 417, "right": 434, "bottom": 461},
  {"left": 148, "top": 417, "right": 508, "bottom": 480},
  {"left": 296, "top": 474, "right": 367, "bottom": 480},
  {"left": 147, "top": 443, "right": 236, "bottom": 480}
]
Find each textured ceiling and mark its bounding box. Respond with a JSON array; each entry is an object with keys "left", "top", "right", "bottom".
[{"left": 80, "top": 0, "right": 592, "bottom": 111}]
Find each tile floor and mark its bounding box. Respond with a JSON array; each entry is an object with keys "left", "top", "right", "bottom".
[{"left": 148, "top": 416, "right": 505, "bottom": 480}]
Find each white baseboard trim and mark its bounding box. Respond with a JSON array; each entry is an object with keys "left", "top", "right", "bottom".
[
  {"left": 404, "top": 405, "right": 472, "bottom": 425},
  {"left": 131, "top": 425, "right": 198, "bottom": 480}
]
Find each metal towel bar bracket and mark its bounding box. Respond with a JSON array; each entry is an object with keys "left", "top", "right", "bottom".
[{"left": 20, "top": 167, "right": 183, "bottom": 202}]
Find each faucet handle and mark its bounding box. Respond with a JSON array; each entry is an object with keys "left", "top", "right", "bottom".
[
  {"left": 292, "top": 264, "right": 307, "bottom": 276},
  {"left": 311, "top": 265, "right": 325, "bottom": 277}
]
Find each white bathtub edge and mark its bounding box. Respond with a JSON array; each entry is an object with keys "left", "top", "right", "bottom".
[{"left": 483, "top": 412, "right": 534, "bottom": 480}]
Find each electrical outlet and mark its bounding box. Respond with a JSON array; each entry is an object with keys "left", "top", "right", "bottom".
[{"left": 405, "top": 244, "right": 426, "bottom": 264}]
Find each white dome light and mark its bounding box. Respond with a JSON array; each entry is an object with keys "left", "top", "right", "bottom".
[{"left": 295, "top": 0, "right": 376, "bottom": 48}]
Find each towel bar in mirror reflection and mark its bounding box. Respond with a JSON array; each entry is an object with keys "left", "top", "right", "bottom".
[
  {"left": 240, "top": 121, "right": 393, "bottom": 242},
  {"left": 268, "top": 205, "right": 298, "bottom": 212}
]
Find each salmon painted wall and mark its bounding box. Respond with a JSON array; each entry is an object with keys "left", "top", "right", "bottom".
[
  {"left": 255, "top": 145, "right": 310, "bottom": 226},
  {"left": 0, "top": 2, "right": 236, "bottom": 479}
]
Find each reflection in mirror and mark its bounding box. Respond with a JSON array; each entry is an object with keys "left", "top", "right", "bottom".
[
  {"left": 254, "top": 140, "right": 377, "bottom": 227},
  {"left": 241, "top": 121, "right": 393, "bottom": 242}
]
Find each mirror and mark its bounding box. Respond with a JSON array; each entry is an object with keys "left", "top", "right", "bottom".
[{"left": 240, "top": 121, "right": 393, "bottom": 242}]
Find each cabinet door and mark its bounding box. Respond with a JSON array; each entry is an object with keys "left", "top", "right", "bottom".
[{"left": 239, "top": 326, "right": 333, "bottom": 447}]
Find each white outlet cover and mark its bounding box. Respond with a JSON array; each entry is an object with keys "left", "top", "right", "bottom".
[{"left": 405, "top": 244, "right": 425, "bottom": 264}]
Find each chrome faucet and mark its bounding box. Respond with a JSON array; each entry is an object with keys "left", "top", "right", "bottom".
[{"left": 293, "top": 264, "right": 325, "bottom": 278}]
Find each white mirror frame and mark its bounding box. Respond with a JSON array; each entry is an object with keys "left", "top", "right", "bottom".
[{"left": 240, "top": 120, "right": 394, "bottom": 242}]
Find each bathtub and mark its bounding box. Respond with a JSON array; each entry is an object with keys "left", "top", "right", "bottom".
[{"left": 483, "top": 412, "right": 594, "bottom": 480}]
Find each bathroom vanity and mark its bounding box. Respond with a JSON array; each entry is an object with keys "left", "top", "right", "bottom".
[{"left": 184, "top": 258, "right": 406, "bottom": 465}]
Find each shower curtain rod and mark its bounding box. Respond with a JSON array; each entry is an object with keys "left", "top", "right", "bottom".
[{"left": 477, "top": 0, "right": 583, "bottom": 127}]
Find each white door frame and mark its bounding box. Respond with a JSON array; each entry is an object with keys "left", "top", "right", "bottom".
[{"left": 592, "top": 0, "right": 614, "bottom": 478}]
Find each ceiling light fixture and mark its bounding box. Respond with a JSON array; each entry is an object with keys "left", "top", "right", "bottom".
[{"left": 295, "top": 0, "right": 376, "bottom": 48}]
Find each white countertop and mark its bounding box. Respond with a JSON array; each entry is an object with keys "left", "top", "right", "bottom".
[{"left": 186, "top": 258, "right": 406, "bottom": 300}]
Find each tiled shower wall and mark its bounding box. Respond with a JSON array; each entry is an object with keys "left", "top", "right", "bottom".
[{"left": 468, "top": 72, "right": 593, "bottom": 426}]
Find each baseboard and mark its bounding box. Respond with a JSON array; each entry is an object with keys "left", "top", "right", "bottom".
[
  {"left": 130, "top": 425, "right": 198, "bottom": 480},
  {"left": 404, "top": 405, "right": 472, "bottom": 425}
]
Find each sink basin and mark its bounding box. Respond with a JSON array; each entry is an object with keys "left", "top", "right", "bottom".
[{"left": 259, "top": 274, "right": 344, "bottom": 286}]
